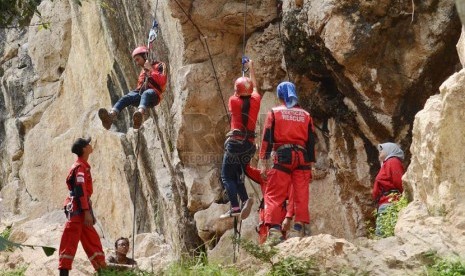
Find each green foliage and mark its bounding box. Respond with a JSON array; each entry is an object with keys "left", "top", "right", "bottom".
[
  {"left": 239, "top": 239, "right": 277, "bottom": 263},
  {"left": 375, "top": 195, "right": 408, "bottom": 238},
  {"left": 0, "top": 0, "right": 42, "bottom": 28},
  {"left": 1, "top": 225, "right": 12, "bottom": 240},
  {"left": 271, "top": 256, "right": 316, "bottom": 276},
  {"left": 239, "top": 239, "right": 316, "bottom": 276},
  {"left": 0, "top": 226, "right": 14, "bottom": 252},
  {"left": 0, "top": 266, "right": 27, "bottom": 276},
  {"left": 0, "top": 235, "right": 56, "bottom": 256},
  {"left": 164, "top": 252, "right": 239, "bottom": 276},
  {"left": 98, "top": 268, "right": 153, "bottom": 276},
  {"left": 424, "top": 253, "right": 465, "bottom": 276}
]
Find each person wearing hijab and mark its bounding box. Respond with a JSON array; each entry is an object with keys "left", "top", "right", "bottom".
[
  {"left": 259, "top": 81, "right": 316, "bottom": 241},
  {"left": 372, "top": 142, "right": 405, "bottom": 236}
]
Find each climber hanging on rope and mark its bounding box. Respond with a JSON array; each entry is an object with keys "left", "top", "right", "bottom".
[
  {"left": 98, "top": 22, "right": 167, "bottom": 130},
  {"left": 219, "top": 59, "right": 261, "bottom": 220}
]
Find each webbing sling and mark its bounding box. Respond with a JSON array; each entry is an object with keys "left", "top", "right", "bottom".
[
  {"left": 240, "top": 95, "right": 251, "bottom": 134},
  {"left": 272, "top": 163, "right": 311, "bottom": 174}
]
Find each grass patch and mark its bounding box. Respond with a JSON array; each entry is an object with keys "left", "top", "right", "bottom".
[
  {"left": 98, "top": 268, "right": 154, "bottom": 276},
  {"left": 423, "top": 252, "right": 465, "bottom": 276},
  {"left": 164, "top": 252, "right": 240, "bottom": 276},
  {"left": 239, "top": 239, "right": 317, "bottom": 276},
  {"left": 0, "top": 266, "right": 27, "bottom": 276},
  {"left": 1, "top": 225, "right": 12, "bottom": 240}
]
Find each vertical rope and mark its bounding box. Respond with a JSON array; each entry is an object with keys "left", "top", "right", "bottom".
[
  {"left": 278, "top": 20, "right": 291, "bottom": 82},
  {"left": 172, "top": 0, "right": 231, "bottom": 125},
  {"left": 241, "top": 0, "right": 248, "bottom": 76},
  {"left": 131, "top": 130, "right": 141, "bottom": 267}
]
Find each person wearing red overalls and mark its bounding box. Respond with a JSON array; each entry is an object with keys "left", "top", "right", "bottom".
[
  {"left": 245, "top": 165, "right": 287, "bottom": 244},
  {"left": 259, "top": 81, "right": 316, "bottom": 240},
  {"left": 98, "top": 46, "right": 168, "bottom": 130},
  {"left": 58, "top": 137, "right": 106, "bottom": 276},
  {"left": 219, "top": 60, "right": 261, "bottom": 220}
]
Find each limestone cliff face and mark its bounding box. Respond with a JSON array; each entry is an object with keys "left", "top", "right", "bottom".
[{"left": 0, "top": 0, "right": 463, "bottom": 274}]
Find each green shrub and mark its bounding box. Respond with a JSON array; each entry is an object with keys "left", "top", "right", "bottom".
[
  {"left": 164, "top": 252, "right": 239, "bottom": 276},
  {"left": 424, "top": 255, "right": 465, "bottom": 276},
  {"left": 271, "top": 256, "right": 316, "bottom": 276},
  {"left": 0, "top": 266, "right": 27, "bottom": 276},
  {"left": 98, "top": 268, "right": 153, "bottom": 276},
  {"left": 1, "top": 225, "right": 12, "bottom": 240},
  {"left": 374, "top": 195, "right": 408, "bottom": 238},
  {"left": 239, "top": 239, "right": 316, "bottom": 276}
]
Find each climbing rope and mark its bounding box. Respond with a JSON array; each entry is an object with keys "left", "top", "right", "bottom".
[
  {"left": 232, "top": 0, "right": 251, "bottom": 263},
  {"left": 172, "top": 0, "right": 230, "bottom": 125},
  {"left": 277, "top": 1, "right": 291, "bottom": 82},
  {"left": 130, "top": 1, "right": 160, "bottom": 263},
  {"left": 276, "top": 1, "right": 330, "bottom": 138},
  {"left": 241, "top": 0, "right": 248, "bottom": 76},
  {"left": 131, "top": 130, "right": 141, "bottom": 267}
]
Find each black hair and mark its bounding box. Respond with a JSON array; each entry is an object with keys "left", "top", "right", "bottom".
[{"left": 115, "top": 237, "right": 129, "bottom": 249}]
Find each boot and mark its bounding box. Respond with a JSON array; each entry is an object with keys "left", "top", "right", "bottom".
[
  {"left": 132, "top": 111, "right": 143, "bottom": 129},
  {"left": 98, "top": 108, "right": 115, "bottom": 130},
  {"left": 240, "top": 198, "right": 254, "bottom": 220},
  {"left": 59, "top": 269, "right": 69, "bottom": 276},
  {"left": 287, "top": 223, "right": 305, "bottom": 239},
  {"left": 265, "top": 227, "right": 284, "bottom": 246}
]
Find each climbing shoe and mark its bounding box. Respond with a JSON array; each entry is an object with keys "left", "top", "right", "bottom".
[
  {"left": 287, "top": 223, "right": 305, "bottom": 239},
  {"left": 133, "top": 111, "right": 143, "bottom": 129},
  {"left": 219, "top": 208, "right": 241, "bottom": 219},
  {"left": 265, "top": 227, "right": 284, "bottom": 246},
  {"left": 240, "top": 198, "right": 254, "bottom": 220},
  {"left": 98, "top": 108, "right": 115, "bottom": 130}
]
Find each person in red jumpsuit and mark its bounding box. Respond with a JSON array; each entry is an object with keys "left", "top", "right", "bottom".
[
  {"left": 245, "top": 165, "right": 287, "bottom": 244},
  {"left": 259, "top": 81, "right": 316, "bottom": 240},
  {"left": 58, "top": 137, "right": 106, "bottom": 276},
  {"left": 98, "top": 46, "right": 168, "bottom": 130},
  {"left": 372, "top": 142, "right": 404, "bottom": 236},
  {"left": 219, "top": 59, "right": 261, "bottom": 220}
]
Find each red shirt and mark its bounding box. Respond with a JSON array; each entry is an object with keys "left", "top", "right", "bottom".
[
  {"left": 259, "top": 105, "right": 316, "bottom": 161},
  {"left": 136, "top": 62, "right": 168, "bottom": 97},
  {"left": 67, "top": 157, "right": 93, "bottom": 210},
  {"left": 228, "top": 91, "right": 261, "bottom": 134},
  {"left": 372, "top": 157, "right": 404, "bottom": 206}
]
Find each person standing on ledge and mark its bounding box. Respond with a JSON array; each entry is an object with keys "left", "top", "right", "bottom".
[
  {"left": 58, "top": 137, "right": 106, "bottom": 276},
  {"left": 372, "top": 142, "right": 405, "bottom": 237}
]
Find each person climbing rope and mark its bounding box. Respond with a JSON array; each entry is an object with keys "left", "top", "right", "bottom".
[
  {"left": 58, "top": 137, "right": 106, "bottom": 276},
  {"left": 219, "top": 59, "right": 261, "bottom": 220},
  {"left": 259, "top": 81, "right": 316, "bottom": 240},
  {"left": 98, "top": 46, "right": 167, "bottom": 130},
  {"left": 245, "top": 165, "right": 287, "bottom": 244},
  {"left": 372, "top": 142, "right": 405, "bottom": 237}
]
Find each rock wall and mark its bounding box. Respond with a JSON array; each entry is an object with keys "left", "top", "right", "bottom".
[{"left": 0, "top": 0, "right": 463, "bottom": 274}]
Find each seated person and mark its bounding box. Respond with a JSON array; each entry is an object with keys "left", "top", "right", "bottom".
[{"left": 106, "top": 237, "right": 137, "bottom": 270}]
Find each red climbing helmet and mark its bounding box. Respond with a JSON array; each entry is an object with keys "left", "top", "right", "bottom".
[
  {"left": 234, "top": 77, "right": 253, "bottom": 96},
  {"left": 132, "top": 46, "right": 148, "bottom": 58}
]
